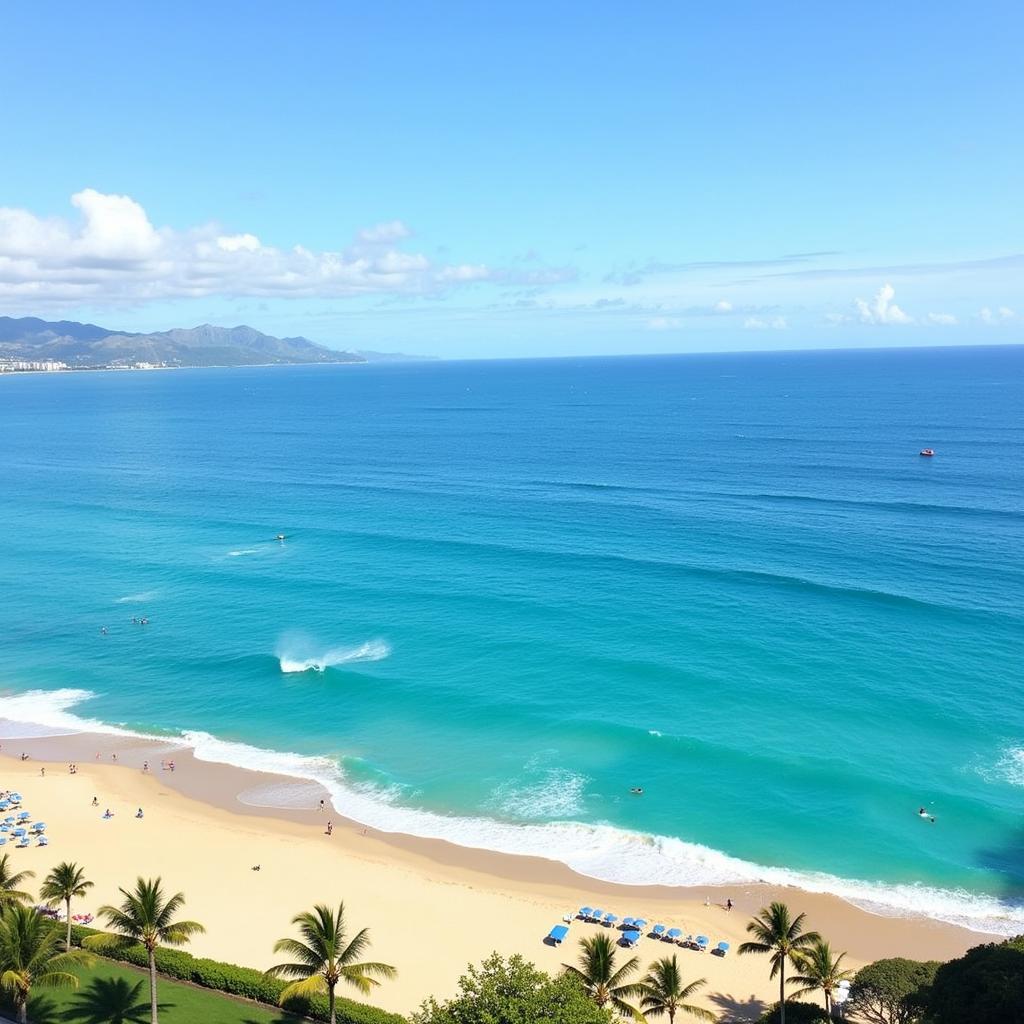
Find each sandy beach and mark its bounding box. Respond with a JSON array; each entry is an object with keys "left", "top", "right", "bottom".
[{"left": 0, "top": 733, "right": 994, "bottom": 1020}]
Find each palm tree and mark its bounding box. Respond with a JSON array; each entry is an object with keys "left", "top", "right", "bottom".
[
  {"left": 266, "top": 902, "right": 396, "bottom": 1024},
  {"left": 0, "top": 854, "right": 34, "bottom": 906},
  {"left": 636, "top": 955, "right": 715, "bottom": 1023},
  {"left": 789, "top": 937, "right": 854, "bottom": 1018},
  {"left": 86, "top": 877, "right": 204, "bottom": 1024},
  {"left": 737, "top": 902, "right": 820, "bottom": 1024},
  {"left": 563, "top": 931, "right": 645, "bottom": 1020},
  {"left": 67, "top": 976, "right": 157, "bottom": 1024},
  {"left": 39, "top": 862, "right": 94, "bottom": 951},
  {"left": 0, "top": 903, "right": 94, "bottom": 1023}
]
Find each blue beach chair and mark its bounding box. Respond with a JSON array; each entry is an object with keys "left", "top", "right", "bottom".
[
  {"left": 578, "top": 906, "right": 593, "bottom": 920},
  {"left": 695, "top": 935, "right": 709, "bottom": 952},
  {"left": 547, "top": 924, "right": 569, "bottom": 945},
  {"left": 633, "top": 919, "right": 647, "bottom": 929},
  {"left": 667, "top": 927, "right": 683, "bottom": 942},
  {"left": 652, "top": 924, "right": 666, "bottom": 937},
  {"left": 603, "top": 913, "right": 618, "bottom": 927},
  {"left": 621, "top": 929, "right": 641, "bottom": 948}
]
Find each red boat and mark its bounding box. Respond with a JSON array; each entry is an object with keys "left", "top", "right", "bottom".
[{"left": 920, "top": 448, "right": 935, "bottom": 457}]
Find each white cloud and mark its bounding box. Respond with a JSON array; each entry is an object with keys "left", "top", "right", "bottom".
[
  {"left": 0, "top": 191, "right": 488, "bottom": 305},
  {"left": 357, "top": 220, "right": 411, "bottom": 244},
  {"left": 980, "top": 305, "right": 1016, "bottom": 324},
  {"left": 855, "top": 283, "right": 913, "bottom": 325},
  {"left": 647, "top": 316, "right": 682, "bottom": 330},
  {"left": 743, "top": 315, "right": 787, "bottom": 330},
  {"left": 216, "top": 233, "right": 261, "bottom": 253},
  {"left": 713, "top": 300, "right": 733, "bottom": 313},
  {"left": 926, "top": 312, "right": 957, "bottom": 325}
]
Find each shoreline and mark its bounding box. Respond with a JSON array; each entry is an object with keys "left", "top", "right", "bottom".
[
  {"left": 0, "top": 732, "right": 998, "bottom": 1012},
  {"left": 1, "top": 694, "right": 1018, "bottom": 938}
]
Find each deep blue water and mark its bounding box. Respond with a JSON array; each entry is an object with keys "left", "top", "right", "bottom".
[{"left": 1, "top": 347, "right": 1022, "bottom": 931}]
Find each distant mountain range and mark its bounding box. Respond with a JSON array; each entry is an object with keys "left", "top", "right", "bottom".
[{"left": 0, "top": 316, "right": 426, "bottom": 368}]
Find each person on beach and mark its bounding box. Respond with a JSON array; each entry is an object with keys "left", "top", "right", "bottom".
[
  {"left": 326, "top": 820, "right": 333, "bottom": 836},
  {"left": 319, "top": 799, "right": 325, "bottom": 812},
  {"left": 726, "top": 898, "right": 733, "bottom": 912},
  {"left": 40, "top": 767, "right": 45, "bottom": 777},
  {"left": 112, "top": 753, "right": 117, "bottom": 762},
  {"left": 91, "top": 797, "right": 98, "bottom": 806},
  {"left": 103, "top": 808, "right": 113, "bottom": 818},
  {"left": 136, "top": 808, "right": 144, "bottom": 818},
  {"left": 143, "top": 761, "right": 149, "bottom": 772}
]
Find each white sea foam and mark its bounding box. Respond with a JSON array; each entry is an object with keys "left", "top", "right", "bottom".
[
  {"left": 648, "top": 729, "right": 663, "bottom": 737},
  {"left": 227, "top": 549, "right": 260, "bottom": 558},
  {"left": 277, "top": 639, "right": 391, "bottom": 674},
  {"left": 487, "top": 767, "right": 589, "bottom": 819},
  {"left": 1, "top": 687, "right": 1021, "bottom": 936},
  {"left": 237, "top": 780, "right": 328, "bottom": 810},
  {"left": 115, "top": 590, "right": 159, "bottom": 604},
  {"left": 991, "top": 747, "right": 1024, "bottom": 787}
]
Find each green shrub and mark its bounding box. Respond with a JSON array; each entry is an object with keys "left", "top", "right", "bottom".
[
  {"left": 70, "top": 924, "right": 405, "bottom": 1024},
  {"left": 755, "top": 1001, "right": 830, "bottom": 1024}
]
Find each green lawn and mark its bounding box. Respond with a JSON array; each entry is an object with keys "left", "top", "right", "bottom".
[{"left": 23, "top": 959, "right": 305, "bottom": 1024}]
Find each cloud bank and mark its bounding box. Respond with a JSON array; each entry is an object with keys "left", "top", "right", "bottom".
[{"left": 0, "top": 189, "right": 491, "bottom": 304}]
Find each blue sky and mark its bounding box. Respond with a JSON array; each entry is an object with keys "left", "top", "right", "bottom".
[{"left": 1, "top": 1, "right": 1021, "bottom": 357}]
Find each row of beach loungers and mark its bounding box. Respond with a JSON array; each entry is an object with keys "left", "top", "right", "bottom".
[
  {"left": 546, "top": 906, "right": 730, "bottom": 956},
  {"left": 0, "top": 793, "right": 50, "bottom": 848}
]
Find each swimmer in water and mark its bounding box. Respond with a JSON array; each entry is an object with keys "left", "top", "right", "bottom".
[{"left": 630, "top": 787, "right": 644, "bottom": 795}]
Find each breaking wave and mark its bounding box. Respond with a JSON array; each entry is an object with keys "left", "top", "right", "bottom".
[
  {"left": 0, "top": 687, "right": 1022, "bottom": 936},
  {"left": 277, "top": 640, "right": 391, "bottom": 674}
]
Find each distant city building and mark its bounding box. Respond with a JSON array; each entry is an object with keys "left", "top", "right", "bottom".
[{"left": 0, "top": 359, "right": 69, "bottom": 372}]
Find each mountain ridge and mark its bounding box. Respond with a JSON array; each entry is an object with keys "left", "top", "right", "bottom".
[{"left": 0, "top": 316, "right": 425, "bottom": 367}]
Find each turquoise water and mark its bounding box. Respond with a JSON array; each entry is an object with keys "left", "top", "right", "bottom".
[{"left": 1, "top": 348, "right": 1022, "bottom": 931}]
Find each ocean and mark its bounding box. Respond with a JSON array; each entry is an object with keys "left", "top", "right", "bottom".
[{"left": 1, "top": 346, "right": 1022, "bottom": 933}]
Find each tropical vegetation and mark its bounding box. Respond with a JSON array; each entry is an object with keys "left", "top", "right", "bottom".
[
  {"left": 635, "top": 954, "right": 713, "bottom": 1023},
  {"left": 738, "top": 902, "right": 820, "bottom": 1024},
  {"left": 0, "top": 902, "right": 94, "bottom": 1022},
  {"left": 788, "top": 937, "right": 853, "bottom": 1017},
  {"left": 563, "top": 931, "right": 644, "bottom": 1019},
  {"left": 0, "top": 854, "right": 35, "bottom": 907},
  {"left": 267, "top": 902, "right": 396, "bottom": 1024},
  {"left": 847, "top": 956, "right": 939, "bottom": 1024},
  {"left": 412, "top": 952, "right": 612, "bottom": 1024},
  {"left": 39, "top": 861, "right": 93, "bottom": 951},
  {"left": 86, "top": 876, "right": 205, "bottom": 1024}
]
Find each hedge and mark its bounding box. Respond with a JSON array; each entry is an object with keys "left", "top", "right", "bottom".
[{"left": 70, "top": 924, "right": 406, "bottom": 1024}]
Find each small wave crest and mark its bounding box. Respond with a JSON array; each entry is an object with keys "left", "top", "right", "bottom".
[
  {"left": 980, "top": 746, "right": 1024, "bottom": 788},
  {"left": 227, "top": 549, "right": 260, "bottom": 558},
  {"left": 115, "top": 591, "right": 159, "bottom": 604},
  {"left": 277, "top": 639, "right": 391, "bottom": 674},
  {"left": 487, "top": 767, "right": 589, "bottom": 819}
]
